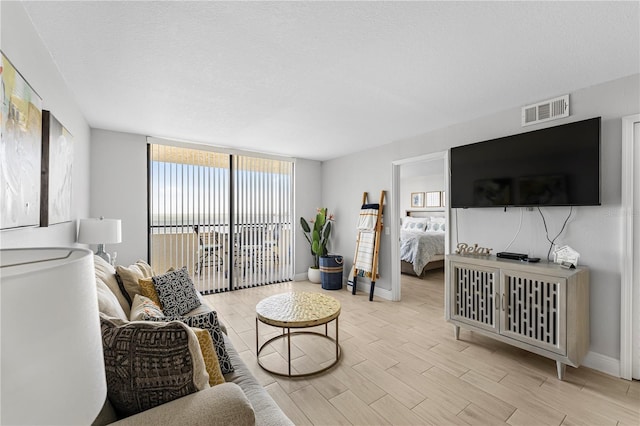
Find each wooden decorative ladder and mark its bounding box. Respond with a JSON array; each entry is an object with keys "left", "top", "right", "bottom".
[{"left": 352, "top": 191, "right": 385, "bottom": 301}]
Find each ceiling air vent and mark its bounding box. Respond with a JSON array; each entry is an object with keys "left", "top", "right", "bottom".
[{"left": 521, "top": 95, "right": 569, "bottom": 127}]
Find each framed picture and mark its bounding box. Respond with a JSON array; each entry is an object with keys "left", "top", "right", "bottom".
[
  {"left": 411, "top": 192, "right": 425, "bottom": 208},
  {"left": 441, "top": 191, "right": 446, "bottom": 207},
  {"left": 1, "top": 52, "right": 43, "bottom": 229},
  {"left": 426, "top": 191, "right": 441, "bottom": 207},
  {"left": 41, "top": 110, "right": 73, "bottom": 227}
]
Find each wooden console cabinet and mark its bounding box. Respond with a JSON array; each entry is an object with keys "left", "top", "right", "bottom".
[{"left": 445, "top": 254, "right": 589, "bottom": 380}]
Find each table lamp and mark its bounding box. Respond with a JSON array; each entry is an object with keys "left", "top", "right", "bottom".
[
  {"left": 0, "top": 247, "right": 107, "bottom": 425},
  {"left": 77, "top": 217, "right": 122, "bottom": 264}
]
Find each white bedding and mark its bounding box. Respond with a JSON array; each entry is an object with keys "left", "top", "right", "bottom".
[{"left": 400, "top": 230, "right": 445, "bottom": 275}]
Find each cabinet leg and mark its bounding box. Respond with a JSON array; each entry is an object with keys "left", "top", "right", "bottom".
[
  {"left": 453, "top": 325, "right": 460, "bottom": 340},
  {"left": 556, "top": 361, "right": 566, "bottom": 380}
]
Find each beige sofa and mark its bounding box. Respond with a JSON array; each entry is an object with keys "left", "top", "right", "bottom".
[{"left": 92, "top": 256, "right": 292, "bottom": 426}]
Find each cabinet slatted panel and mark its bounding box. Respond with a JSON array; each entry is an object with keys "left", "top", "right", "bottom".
[
  {"left": 506, "top": 276, "right": 558, "bottom": 346},
  {"left": 454, "top": 266, "right": 495, "bottom": 327}
]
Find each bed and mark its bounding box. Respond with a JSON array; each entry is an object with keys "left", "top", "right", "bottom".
[{"left": 400, "top": 211, "right": 446, "bottom": 276}]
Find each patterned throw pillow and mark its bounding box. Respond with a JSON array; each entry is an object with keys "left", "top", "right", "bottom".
[
  {"left": 144, "top": 310, "right": 233, "bottom": 374},
  {"left": 192, "top": 328, "right": 225, "bottom": 386},
  {"left": 152, "top": 267, "right": 202, "bottom": 317},
  {"left": 129, "top": 294, "right": 166, "bottom": 321},
  {"left": 99, "top": 315, "right": 209, "bottom": 417}
]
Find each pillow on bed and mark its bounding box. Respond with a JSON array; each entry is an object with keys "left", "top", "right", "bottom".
[
  {"left": 427, "top": 217, "right": 446, "bottom": 232},
  {"left": 429, "top": 222, "right": 444, "bottom": 231},
  {"left": 401, "top": 217, "right": 429, "bottom": 232}
]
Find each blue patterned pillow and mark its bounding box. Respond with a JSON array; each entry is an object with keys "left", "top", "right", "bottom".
[
  {"left": 144, "top": 310, "right": 234, "bottom": 374},
  {"left": 152, "top": 267, "right": 201, "bottom": 317}
]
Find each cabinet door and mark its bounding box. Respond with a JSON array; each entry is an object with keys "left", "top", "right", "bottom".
[
  {"left": 499, "top": 270, "right": 566, "bottom": 355},
  {"left": 450, "top": 262, "right": 499, "bottom": 333}
]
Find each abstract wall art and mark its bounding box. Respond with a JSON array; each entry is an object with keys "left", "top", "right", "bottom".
[
  {"left": 1, "top": 52, "right": 43, "bottom": 229},
  {"left": 41, "top": 110, "right": 73, "bottom": 226}
]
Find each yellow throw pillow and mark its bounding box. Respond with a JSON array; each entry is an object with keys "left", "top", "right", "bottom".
[
  {"left": 192, "top": 328, "right": 225, "bottom": 386},
  {"left": 138, "top": 277, "right": 162, "bottom": 307}
]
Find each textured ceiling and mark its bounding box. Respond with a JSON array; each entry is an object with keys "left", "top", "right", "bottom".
[{"left": 22, "top": 1, "right": 640, "bottom": 161}]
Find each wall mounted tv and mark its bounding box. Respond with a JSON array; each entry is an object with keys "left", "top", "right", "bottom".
[{"left": 450, "top": 117, "right": 601, "bottom": 208}]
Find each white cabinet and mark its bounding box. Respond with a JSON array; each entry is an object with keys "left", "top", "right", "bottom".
[{"left": 446, "top": 254, "right": 589, "bottom": 380}]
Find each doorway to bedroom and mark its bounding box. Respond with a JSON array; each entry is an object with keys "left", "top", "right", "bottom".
[{"left": 391, "top": 151, "right": 449, "bottom": 301}]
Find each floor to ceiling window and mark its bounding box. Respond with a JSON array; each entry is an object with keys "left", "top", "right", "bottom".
[{"left": 148, "top": 142, "right": 294, "bottom": 293}]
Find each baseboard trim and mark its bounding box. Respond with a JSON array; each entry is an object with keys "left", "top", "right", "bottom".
[
  {"left": 346, "top": 281, "right": 392, "bottom": 301},
  {"left": 294, "top": 272, "right": 308, "bottom": 281},
  {"left": 582, "top": 351, "right": 620, "bottom": 378}
]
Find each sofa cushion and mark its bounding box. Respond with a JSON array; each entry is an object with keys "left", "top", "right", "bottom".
[
  {"left": 115, "top": 260, "right": 154, "bottom": 305},
  {"left": 96, "top": 279, "right": 128, "bottom": 321},
  {"left": 109, "top": 383, "right": 255, "bottom": 426},
  {"left": 100, "top": 315, "right": 209, "bottom": 418},
  {"left": 193, "top": 328, "right": 226, "bottom": 387},
  {"left": 223, "top": 335, "right": 295, "bottom": 426},
  {"left": 152, "top": 267, "right": 202, "bottom": 316},
  {"left": 94, "top": 255, "right": 131, "bottom": 317},
  {"left": 129, "top": 294, "right": 165, "bottom": 321}
]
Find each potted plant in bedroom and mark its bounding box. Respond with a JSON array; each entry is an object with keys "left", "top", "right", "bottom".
[{"left": 300, "top": 208, "right": 333, "bottom": 283}]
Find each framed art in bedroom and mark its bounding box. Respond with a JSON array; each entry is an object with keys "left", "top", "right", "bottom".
[
  {"left": 426, "top": 191, "right": 441, "bottom": 207},
  {"left": 411, "top": 192, "right": 425, "bottom": 208}
]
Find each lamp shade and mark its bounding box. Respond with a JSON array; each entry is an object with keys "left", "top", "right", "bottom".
[
  {"left": 77, "top": 218, "right": 122, "bottom": 244},
  {"left": 1, "top": 248, "right": 107, "bottom": 425}
]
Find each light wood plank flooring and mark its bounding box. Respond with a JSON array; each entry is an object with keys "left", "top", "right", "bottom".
[{"left": 203, "top": 269, "right": 639, "bottom": 425}]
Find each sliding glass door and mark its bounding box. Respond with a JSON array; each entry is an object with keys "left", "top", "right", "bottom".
[{"left": 148, "top": 143, "right": 293, "bottom": 293}]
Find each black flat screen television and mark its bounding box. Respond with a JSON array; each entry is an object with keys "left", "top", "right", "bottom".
[{"left": 450, "top": 117, "right": 601, "bottom": 208}]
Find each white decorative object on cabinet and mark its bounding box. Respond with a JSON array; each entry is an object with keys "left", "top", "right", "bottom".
[{"left": 445, "top": 254, "right": 589, "bottom": 380}]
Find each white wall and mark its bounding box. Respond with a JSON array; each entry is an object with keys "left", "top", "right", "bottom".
[
  {"left": 0, "top": 2, "right": 91, "bottom": 249},
  {"left": 294, "top": 159, "right": 322, "bottom": 277},
  {"left": 90, "top": 129, "right": 147, "bottom": 265},
  {"left": 323, "top": 74, "right": 640, "bottom": 362},
  {"left": 400, "top": 174, "right": 444, "bottom": 214},
  {"left": 90, "top": 129, "right": 323, "bottom": 271}
]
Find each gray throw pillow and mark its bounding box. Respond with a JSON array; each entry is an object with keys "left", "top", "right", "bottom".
[{"left": 152, "top": 267, "right": 202, "bottom": 316}]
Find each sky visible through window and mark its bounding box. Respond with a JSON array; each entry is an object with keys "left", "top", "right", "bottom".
[{"left": 150, "top": 159, "right": 292, "bottom": 228}]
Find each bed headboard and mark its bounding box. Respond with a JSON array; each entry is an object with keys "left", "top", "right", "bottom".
[{"left": 406, "top": 210, "right": 445, "bottom": 218}]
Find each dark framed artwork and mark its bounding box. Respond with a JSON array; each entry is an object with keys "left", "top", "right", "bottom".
[
  {"left": 1, "top": 52, "right": 43, "bottom": 229},
  {"left": 41, "top": 110, "right": 73, "bottom": 226}
]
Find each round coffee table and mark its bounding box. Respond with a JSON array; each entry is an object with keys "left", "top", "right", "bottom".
[{"left": 255, "top": 291, "right": 341, "bottom": 377}]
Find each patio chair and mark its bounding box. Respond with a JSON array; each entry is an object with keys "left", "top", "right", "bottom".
[{"left": 194, "top": 225, "right": 223, "bottom": 275}]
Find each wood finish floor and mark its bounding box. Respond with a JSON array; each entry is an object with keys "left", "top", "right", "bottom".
[{"left": 204, "top": 270, "right": 639, "bottom": 426}]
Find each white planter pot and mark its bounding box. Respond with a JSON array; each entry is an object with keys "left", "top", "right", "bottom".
[{"left": 307, "top": 267, "right": 321, "bottom": 283}]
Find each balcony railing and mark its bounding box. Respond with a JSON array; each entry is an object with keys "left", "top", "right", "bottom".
[{"left": 149, "top": 223, "right": 293, "bottom": 293}]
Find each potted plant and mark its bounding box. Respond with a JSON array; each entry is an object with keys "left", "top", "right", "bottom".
[{"left": 300, "top": 208, "right": 333, "bottom": 283}]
